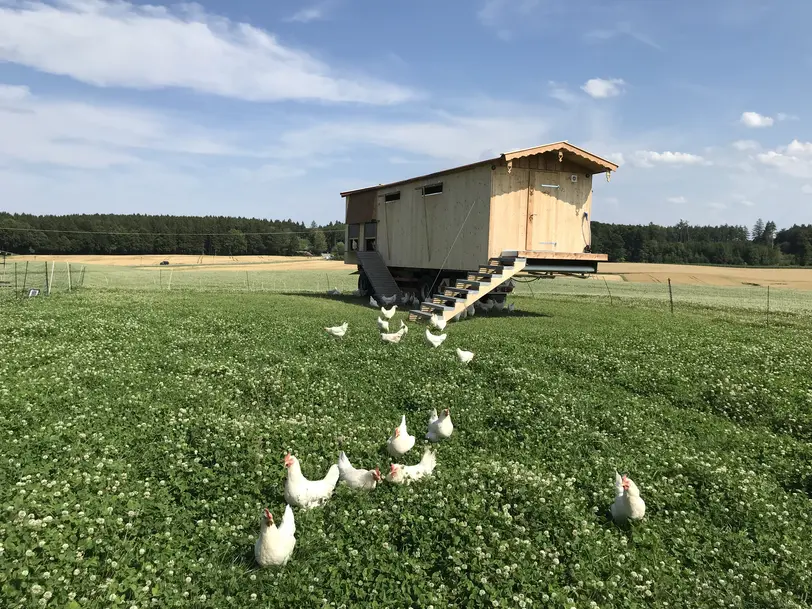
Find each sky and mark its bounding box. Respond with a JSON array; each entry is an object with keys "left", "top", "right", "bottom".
[{"left": 1, "top": 0, "right": 812, "bottom": 230}]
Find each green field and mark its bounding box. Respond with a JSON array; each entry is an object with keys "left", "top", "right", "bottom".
[{"left": 2, "top": 277, "right": 811, "bottom": 608}]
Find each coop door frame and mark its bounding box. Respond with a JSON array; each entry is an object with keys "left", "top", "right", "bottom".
[{"left": 525, "top": 170, "right": 560, "bottom": 252}]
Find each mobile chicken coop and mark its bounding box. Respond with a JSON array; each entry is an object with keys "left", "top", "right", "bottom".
[{"left": 340, "top": 141, "right": 618, "bottom": 322}]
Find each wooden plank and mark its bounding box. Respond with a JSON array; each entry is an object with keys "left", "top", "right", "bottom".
[{"left": 505, "top": 251, "right": 608, "bottom": 261}]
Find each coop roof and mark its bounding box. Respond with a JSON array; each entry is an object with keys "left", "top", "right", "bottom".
[{"left": 339, "top": 141, "right": 619, "bottom": 197}]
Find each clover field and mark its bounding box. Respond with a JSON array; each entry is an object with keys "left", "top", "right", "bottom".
[{"left": 1, "top": 288, "right": 811, "bottom": 609}]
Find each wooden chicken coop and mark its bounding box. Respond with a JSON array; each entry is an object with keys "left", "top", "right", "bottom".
[{"left": 339, "top": 141, "right": 618, "bottom": 322}]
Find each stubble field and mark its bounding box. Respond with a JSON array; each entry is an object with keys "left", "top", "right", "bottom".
[{"left": 1, "top": 275, "right": 811, "bottom": 609}]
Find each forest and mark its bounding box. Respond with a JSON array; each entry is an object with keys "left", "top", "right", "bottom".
[{"left": 1, "top": 212, "right": 812, "bottom": 266}]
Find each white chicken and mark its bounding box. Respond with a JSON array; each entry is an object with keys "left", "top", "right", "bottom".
[
  {"left": 610, "top": 472, "right": 646, "bottom": 523},
  {"left": 493, "top": 299, "right": 504, "bottom": 312},
  {"left": 369, "top": 296, "right": 378, "bottom": 307},
  {"left": 387, "top": 448, "right": 437, "bottom": 484},
  {"left": 507, "top": 302, "right": 515, "bottom": 313},
  {"left": 380, "top": 294, "right": 397, "bottom": 306},
  {"left": 380, "top": 330, "right": 404, "bottom": 344},
  {"left": 467, "top": 304, "right": 475, "bottom": 317},
  {"left": 430, "top": 314, "right": 447, "bottom": 331},
  {"left": 399, "top": 319, "right": 409, "bottom": 334},
  {"left": 337, "top": 451, "right": 381, "bottom": 490},
  {"left": 424, "top": 328, "right": 447, "bottom": 348},
  {"left": 386, "top": 414, "right": 415, "bottom": 458},
  {"left": 455, "top": 347, "right": 474, "bottom": 364},
  {"left": 324, "top": 322, "right": 348, "bottom": 338},
  {"left": 381, "top": 305, "right": 397, "bottom": 320},
  {"left": 426, "top": 407, "right": 454, "bottom": 442},
  {"left": 377, "top": 316, "right": 390, "bottom": 332},
  {"left": 283, "top": 453, "right": 340, "bottom": 509},
  {"left": 326, "top": 287, "right": 341, "bottom": 296},
  {"left": 254, "top": 505, "right": 296, "bottom": 567}
]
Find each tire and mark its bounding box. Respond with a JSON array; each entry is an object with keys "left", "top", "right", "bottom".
[{"left": 357, "top": 271, "right": 372, "bottom": 297}]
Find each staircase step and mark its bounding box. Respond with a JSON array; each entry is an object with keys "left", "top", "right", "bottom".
[
  {"left": 467, "top": 273, "right": 504, "bottom": 282},
  {"left": 444, "top": 286, "right": 479, "bottom": 295},
  {"left": 434, "top": 293, "right": 467, "bottom": 302},
  {"left": 457, "top": 280, "right": 489, "bottom": 287},
  {"left": 409, "top": 310, "right": 433, "bottom": 319},
  {"left": 421, "top": 302, "right": 455, "bottom": 312}
]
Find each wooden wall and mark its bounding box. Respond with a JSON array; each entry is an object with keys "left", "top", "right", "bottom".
[
  {"left": 375, "top": 164, "right": 492, "bottom": 270},
  {"left": 488, "top": 153, "right": 594, "bottom": 257}
]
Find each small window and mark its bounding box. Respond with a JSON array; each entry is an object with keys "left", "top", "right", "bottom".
[
  {"left": 384, "top": 191, "right": 400, "bottom": 202},
  {"left": 422, "top": 183, "right": 443, "bottom": 196},
  {"left": 347, "top": 224, "right": 360, "bottom": 239}
]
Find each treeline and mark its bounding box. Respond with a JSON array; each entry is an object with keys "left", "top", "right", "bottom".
[
  {"left": 2, "top": 212, "right": 811, "bottom": 266},
  {"left": 0, "top": 213, "right": 346, "bottom": 257},
  {"left": 591, "top": 219, "right": 812, "bottom": 266}
]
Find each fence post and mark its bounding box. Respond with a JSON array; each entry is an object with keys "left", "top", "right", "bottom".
[
  {"left": 14, "top": 262, "right": 17, "bottom": 298},
  {"left": 767, "top": 285, "right": 770, "bottom": 324},
  {"left": 67, "top": 263, "right": 72, "bottom": 292},
  {"left": 49, "top": 261, "right": 56, "bottom": 295},
  {"left": 667, "top": 278, "right": 674, "bottom": 314},
  {"left": 22, "top": 262, "right": 28, "bottom": 298}
]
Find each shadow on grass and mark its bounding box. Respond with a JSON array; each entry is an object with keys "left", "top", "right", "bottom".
[{"left": 279, "top": 292, "right": 552, "bottom": 319}]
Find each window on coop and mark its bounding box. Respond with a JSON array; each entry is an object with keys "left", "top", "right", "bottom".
[
  {"left": 421, "top": 183, "right": 443, "bottom": 197},
  {"left": 384, "top": 191, "right": 401, "bottom": 203},
  {"left": 348, "top": 223, "right": 360, "bottom": 251},
  {"left": 364, "top": 222, "right": 378, "bottom": 251}
]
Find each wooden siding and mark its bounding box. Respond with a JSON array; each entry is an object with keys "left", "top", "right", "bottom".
[
  {"left": 346, "top": 191, "right": 377, "bottom": 224},
  {"left": 375, "top": 164, "right": 492, "bottom": 270},
  {"left": 488, "top": 154, "right": 595, "bottom": 257}
]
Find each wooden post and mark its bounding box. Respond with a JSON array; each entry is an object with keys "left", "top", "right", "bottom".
[
  {"left": 67, "top": 262, "right": 72, "bottom": 292},
  {"left": 168, "top": 269, "right": 173, "bottom": 290},
  {"left": 44, "top": 262, "right": 50, "bottom": 295},
  {"left": 80, "top": 265, "right": 86, "bottom": 287},
  {"left": 667, "top": 278, "right": 674, "bottom": 314},
  {"left": 49, "top": 261, "right": 56, "bottom": 295},
  {"left": 14, "top": 262, "right": 17, "bottom": 298},
  {"left": 602, "top": 276, "right": 613, "bottom": 306}
]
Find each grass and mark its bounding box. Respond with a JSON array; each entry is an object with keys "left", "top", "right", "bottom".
[{"left": 1, "top": 279, "right": 811, "bottom": 608}]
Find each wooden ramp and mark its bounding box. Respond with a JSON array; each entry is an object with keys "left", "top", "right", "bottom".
[
  {"left": 408, "top": 254, "right": 527, "bottom": 322},
  {"left": 356, "top": 251, "right": 402, "bottom": 299}
]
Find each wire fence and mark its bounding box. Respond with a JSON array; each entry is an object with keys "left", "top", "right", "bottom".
[{"left": 3, "top": 261, "right": 812, "bottom": 318}]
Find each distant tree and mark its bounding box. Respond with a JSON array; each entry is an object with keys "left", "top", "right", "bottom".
[
  {"left": 311, "top": 230, "right": 328, "bottom": 254},
  {"left": 752, "top": 218, "right": 765, "bottom": 243},
  {"left": 224, "top": 229, "right": 247, "bottom": 255},
  {"left": 332, "top": 241, "right": 345, "bottom": 258},
  {"left": 763, "top": 220, "right": 777, "bottom": 247},
  {"left": 297, "top": 238, "right": 311, "bottom": 252}
]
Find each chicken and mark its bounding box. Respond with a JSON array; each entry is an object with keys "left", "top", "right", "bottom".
[
  {"left": 254, "top": 505, "right": 296, "bottom": 567},
  {"left": 430, "top": 314, "right": 447, "bottom": 331},
  {"left": 493, "top": 299, "right": 505, "bottom": 312},
  {"left": 467, "top": 304, "right": 475, "bottom": 317},
  {"left": 380, "top": 330, "right": 404, "bottom": 344},
  {"left": 386, "top": 414, "right": 415, "bottom": 458},
  {"left": 456, "top": 347, "right": 474, "bottom": 364},
  {"left": 507, "top": 303, "right": 515, "bottom": 313},
  {"left": 610, "top": 472, "right": 646, "bottom": 523},
  {"left": 399, "top": 319, "right": 409, "bottom": 334},
  {"left": 283, "top": 453, "right": 340, "bottom": 509},
  {"left": 337, "top": 451, "right": 382, "bottom": 490},
  {"left": 387, "top": 448, "right": 437, "bottom": 484},
  {"left": 369, "top": 296, "right": 378, "bottom": 307},
  {"left": 380, "top": 294, "right": 397, "bottom": 306},
  {"left": 381, "top": 305, "right": 397, "bottom": 320},
  {"left": 424, "top": 328, "right": 447, "bottom": 348},
  {"left": 327, "top": 287, "right": 341, "bottom": 296},
  {"left": 426, "top": 407, "right": 454, "bottom": 442},
  {"left": 377, "top": 316, "right": 390, "bottom": 332},
  {"left": 325, "top": 322, "right": 348, "bottom": 338}
]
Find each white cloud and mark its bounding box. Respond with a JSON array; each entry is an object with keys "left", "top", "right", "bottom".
[
  {"left": 0, "top": 0, "right": 414, "bottom": 104},
  {"left": 285, "top": 6, "right": 324, "bottom": 23},
  {"left": 581, "top": 78, "right": 626, "bottom": 99},
  {"left": 740, "top": 111, "right": 774, "bottom": 128},
  {"left": 708, "top": 202, "right": 727, "bottom": 210},
  {"left": 583, "top": 22, "right": 661, "bottom": 50},
  {"left": 631, "top": 150, "right": 707, "bottom": 168},
  {"left": 755, "top": 140, "right": 812, "bottom": 178},
  {"left": 0, "top": 83, "right": 250, "bottom": 168},
  {"left": 607, "top": 152, "right": 625, "bottom": 166},
  {"left": 731, "top": 194, "right": 755, "bottom": 207},
  {"left": 732, "top": 139, "right": 759, "bottom": 151},
  {"left": 802, "top": 184, "right": 812, "bottom": 195},
  {"left": 477, "top": 0, "right": 540, "bottom": 39},
  {"left": 667, "top": 196, "right": 687, "bottom": 204},
  {"left": 548, "top": 81, "right": 578, "bottom": 104},
  {"left": 277, "top": 111, "right": 552, "bottom": 164},
  {"left": 777, "top": 112, "right": 799, "bottom": 121}
]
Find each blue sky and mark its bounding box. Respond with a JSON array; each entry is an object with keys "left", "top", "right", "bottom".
[{"left": 1, "top": 0, "right": 811, "bottom": 230}]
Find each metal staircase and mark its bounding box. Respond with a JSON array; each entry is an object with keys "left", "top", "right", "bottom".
[
  {"left": 356, "top": 250, "right": 402, "bottom": 299},
  {"left": 408, "top": 254, "right": 527, "bottom": 322}
]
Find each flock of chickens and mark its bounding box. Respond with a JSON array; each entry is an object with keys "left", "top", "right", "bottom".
[
  {"left": 254, "top": 409, "right": 453, "bottom": 568},
  {"left": 255, "top": 290, "right": 647, "bottom": 569}
]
